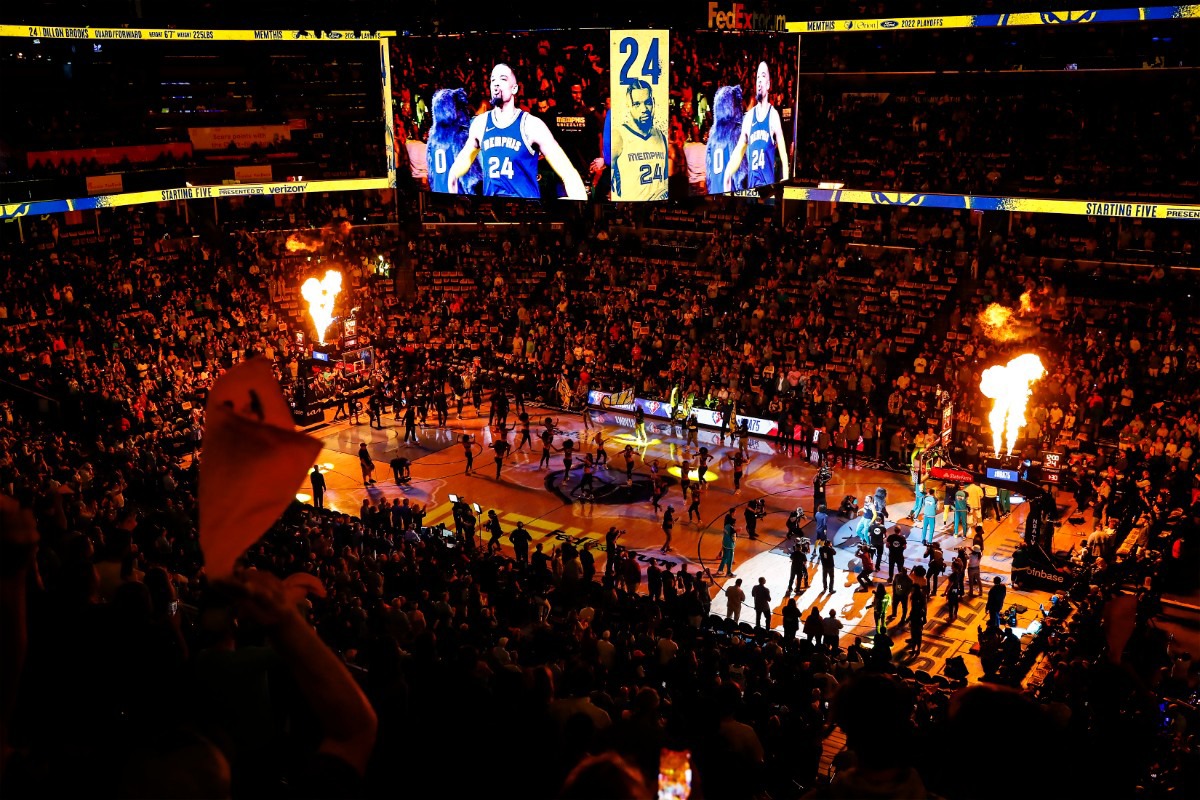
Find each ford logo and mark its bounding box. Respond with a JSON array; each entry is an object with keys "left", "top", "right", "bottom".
[{"left": 881, "top": 20, "right": 898, "bottom": 28}]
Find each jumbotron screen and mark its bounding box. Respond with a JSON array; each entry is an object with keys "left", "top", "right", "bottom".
[
  {"left": 0, "top": 36, "right": 388, "bottom": 206},
  {"left": 391, "top": 32, "right": 608, "bottom": 201},
  {"left": 672, "top": 30, "right": 799, "bottom": 196}
]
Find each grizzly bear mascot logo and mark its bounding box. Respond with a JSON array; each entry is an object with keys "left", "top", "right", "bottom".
[
  {"left": 428, "top": 88, "right": 482, "bottom": 195},
  {"left": 705, "top": 85, "right": 748, "bottom": 194}
]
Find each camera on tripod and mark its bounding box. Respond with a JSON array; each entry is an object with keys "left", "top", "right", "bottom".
[{"left": 816, "top": 465, "right": 833, "bottom": 485}]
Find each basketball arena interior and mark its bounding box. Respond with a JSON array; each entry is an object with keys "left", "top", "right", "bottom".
[{"left": 1, "top": 1, "right": 1198, "bottom": 798}]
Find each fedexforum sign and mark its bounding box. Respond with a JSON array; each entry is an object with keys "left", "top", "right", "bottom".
[{"left": 706, "top": 2, "right": 788, "bottom": 30}]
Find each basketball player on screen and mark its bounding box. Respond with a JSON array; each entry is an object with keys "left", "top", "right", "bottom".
[
  {"left": 723, "top": 61, "right": 790, "bottom": 192},
  {"left": 447, "top": 63, "right": 588, "bottom": 200},
  {"left": 611, "top": 79, "right": 669, "bottom": 201}
]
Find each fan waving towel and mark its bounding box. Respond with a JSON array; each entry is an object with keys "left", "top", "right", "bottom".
[{"left": 199, "top": 357, "right": 321, "bottom": 579}]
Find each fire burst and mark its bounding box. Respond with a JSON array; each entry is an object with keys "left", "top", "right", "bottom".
[
  {"left": 979, "top": 353, "right": 1045, "bottom": 456},
  {"left": 286, "top": 234, "right": 322, "bottom": 253},
  {"left": 301, "top": 271, "right": 342, "bottom": 345}
]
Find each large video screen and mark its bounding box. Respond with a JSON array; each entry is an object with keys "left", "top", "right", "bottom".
[
  {"left": 391, "top": 32, "right": 608, "bottom": 201},
  {"left": 672, "top": 31, "right": 799, "bottom": 196},
  {"left": 0, "top": 36, "right": 388, "bottom": 206}
]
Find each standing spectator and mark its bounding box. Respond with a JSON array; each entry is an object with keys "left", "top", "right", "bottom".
[
  {"left": 889, "top": 566, "right": 912, "bottom": 624},
  {"left": 926, "top": 543, "right": 946, "bottom": 596},
  {"left": 782, "top": 598, "right": 801, "bottom": 643},
  {"left": 945, "top": 578, "right": 962, "bottom": 621},
  {"left": 872, "top": 583, "right": 891, "bottom": 634},
  {"left": 486, "top": 510, "right": 504, "bottom": 552},
  {"left": 358, "top": 443, "right": 376, "bottom": 487},
  {"left": 310, "top": 465, "right": 326, "bottom": 509},
  {"left": 907, "top": 590, "right": 928, "bottom": 655},
  {"left": 986, "top": 576, "right": 1007, "bottom": 628},
  {"left": 648, "top": 562, "right": 663, "bottom": 601},
  {"left": 967, "top": 546, "right": 984, "bottom": 597},
  {"left": 864, "top": 516, "right": 882, "bottom": 571},
  {"left": 950, "top": 548, "right": 967, "bottom": 595},
  {"left": 812, "top": 469, "right": 828, "bottom": 515},
  {"left": 803, "top": 606, "right": 824, "bottom": 645},
  {"left": 660, "top": 505, "right": 675, "bottom": 553},
  {"left": 884, "top": 525, "right": 905, "bottom": 579},
  {"left": 787, "top": 536, "right": 811, "bottom": 593},
  {"left": 822, "top": 609, "right": 843, "bottom": 650},
  {"left": 819, "top": 538, "right": 837, "bottom": 593},
  {"left": 511, "top": 521, "right": 532, "bottom": 567},
  {"left": 403, "top": 400, "right": 419, "bottom": 444},
  {"left": 724, "top": 578, "right": 745, "bottom": 623},
  {"left": 752, "top": 577, "right": 772, "bottom": 629},
  {"left": 844, "top": 415, "right": 861, "bottom": 469},
  {"left": 743, "top": 501, "right": 761, "bottom": 541}
]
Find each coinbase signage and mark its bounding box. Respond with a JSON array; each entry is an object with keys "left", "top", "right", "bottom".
[{"left": 587, "top": 390, "right": 780, "bottom": 437}]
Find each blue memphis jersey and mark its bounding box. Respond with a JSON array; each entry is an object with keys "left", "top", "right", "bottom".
[
  {"left": 746, "top": 105, "right": 777, "bottom": 188},
  {"left": 706, "top": 138, "right": 741, "bottom": 194},
  {"left": 428, "top": 140, "right": 455, "bottom": 194},
  {"left": 612, "top": 123, "right": 668, "bottom": 201},
  {"left": 480, "top": 110, "right": 540, "bottom": 198}
]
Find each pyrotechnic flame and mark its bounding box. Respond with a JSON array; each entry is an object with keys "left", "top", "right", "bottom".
[
  {"left": 301, "top": 270, "right": 342, "bottom": 345},
  {"left": 286, "top": 234, "right": 322, "bottom": 253},
  {"left": 981, "top": 303, "right": 1012, "bottom": 327},
  {"left": 978, "top": 303, "right": 1021, "bottom": 342},
  {"left": 1019, "top": 291, "right": 1033, "bottom": 313},
  {"left": 979, "top": 353, "right": 1045, "bottom": 456}
]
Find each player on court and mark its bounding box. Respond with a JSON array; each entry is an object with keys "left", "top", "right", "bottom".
[
  {"left": 611, "top": 79, "right": 669, "bottom": 201},
  {"left": 723, "top": 62, "right": 790, "bottom": 192},
  {"left": 448, "top": 63, "right": 588, "bottom": 200}
]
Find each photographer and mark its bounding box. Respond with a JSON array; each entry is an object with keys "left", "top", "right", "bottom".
[
  {"left": 785, "top": 506, "right": 806, "bottom": 539},
  {"left": 744, "top": 498, "right": 765, "bottom": 541},
  {"left": 855, "top": 545, "right": 876, "bottom": 592}
]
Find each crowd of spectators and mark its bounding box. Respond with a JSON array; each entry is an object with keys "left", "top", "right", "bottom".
[
  {"left": 1, "top": 187, "right": 1197, "bottom": 798},
  {"left": 795, "top": 72, "right": 1200, "bottom": 199}
]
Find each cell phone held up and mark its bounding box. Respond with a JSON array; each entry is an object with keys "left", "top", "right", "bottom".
[{"left": 657, "top": 748, "right": 692, "bottom": 800}]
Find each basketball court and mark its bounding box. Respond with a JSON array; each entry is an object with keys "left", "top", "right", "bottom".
[{"left": 303, "top": 404, "right": 1057, "bottom": 681}]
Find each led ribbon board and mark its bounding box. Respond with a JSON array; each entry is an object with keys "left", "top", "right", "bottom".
[
  {"left": 782, "top": 187, "right": 1200, "bottom": 221},
  {"left": 789, "top": 5, "right": 1199, "bottom": 33},
  {"left": 0, "top": 25, "right": 396, "bottom": 40},
  {"left": 1, "top": 178, "right": 392, "bottom": 220}
]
